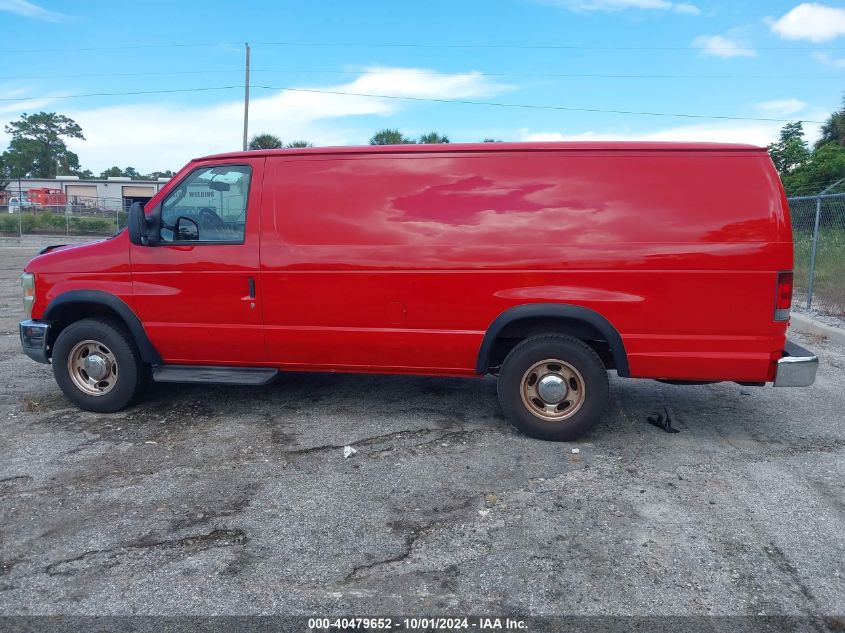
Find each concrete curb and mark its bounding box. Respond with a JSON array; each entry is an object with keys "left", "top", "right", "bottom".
[
  {"left": 789, "top": 312, "right": 845, "bottom": 347},
  {"left": 0, "top": 235, "right": 97, "bottom": 246}
]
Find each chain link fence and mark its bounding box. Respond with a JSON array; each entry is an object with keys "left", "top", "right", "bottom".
[
  {"left": 789, "top": 192, "right": 845, "bottom": 317},
  {"left": 3, "top": 191, "right": 843, "bottom": 318},
  {"left": 0, "top": 197, "right": 129, "bottom": 238}
]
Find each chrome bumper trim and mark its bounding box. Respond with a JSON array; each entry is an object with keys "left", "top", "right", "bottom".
[
  {"left": 774, "top": 339, "right": 818, "bottom": 387},
  {"left": 19, "top": 320, "right": 51, "bottom": 364}
]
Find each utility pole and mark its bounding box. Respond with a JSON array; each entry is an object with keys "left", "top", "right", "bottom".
[{"left": 242, "top": 42, "right": 250, "bottom": 151}]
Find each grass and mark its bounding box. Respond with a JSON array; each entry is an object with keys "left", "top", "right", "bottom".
[
  {"left": 0, "top": 210, "right": 123, "bottom": 237},
  {"left": 793, "top": 227, "right": 845, "bottom": 315}
]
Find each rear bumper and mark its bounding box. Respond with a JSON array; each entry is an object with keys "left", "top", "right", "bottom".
[
  {"left": 773, "top": 339, "right": 818, "bottom": 387},
  {"left": 19, "top": 320, "right": 51, "bottom": 364}
]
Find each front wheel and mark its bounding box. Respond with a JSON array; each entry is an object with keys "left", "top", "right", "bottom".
[
  {"left": 497, "top": 334, "right": 609, "bottom": 441},
  {"left": 52, "top": 318, "right": 145, "bottom": 412}
]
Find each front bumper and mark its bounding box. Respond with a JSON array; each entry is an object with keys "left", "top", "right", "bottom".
[
  {"left": 19, "top": 320, "right": 51, "bottom": 364},
  {"left": 773, "top": 339, "right": 818, "bottom": 387}
]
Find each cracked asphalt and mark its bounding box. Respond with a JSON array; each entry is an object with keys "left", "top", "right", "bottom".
[{"left": 1, "top": 241, "right": 844, "bottom": 617}]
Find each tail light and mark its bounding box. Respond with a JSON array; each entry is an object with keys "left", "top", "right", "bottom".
[{"left": 774, "top": 271, "right": 793, "bottom": 321}]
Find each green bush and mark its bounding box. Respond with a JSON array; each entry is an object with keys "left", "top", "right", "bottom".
[
  {"left": 0, "top": 212, "right": 116, "bottom": 236},
  {"left": 0, "top": 214, "right": 21, "bottom": 234},
  {"left": 70, "top": 216, "right": 113, "bottom": 234}
]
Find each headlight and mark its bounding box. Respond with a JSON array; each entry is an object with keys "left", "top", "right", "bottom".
[{"left": 21, "top": 273, "right": 35, "bottom": 318}]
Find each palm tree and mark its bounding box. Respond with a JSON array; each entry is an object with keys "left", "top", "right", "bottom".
[
  {"left": 248, "top": 133, "right": 284, "bottom": 150},
  {"left": 369, "top": 128, "right": 416, "bottom": 145},
  {"left": 419, "top": 132, "right": 449, "bottom": 144},
  {"left": 286, "top": 140, "right": 313, "bottom": 148},
  {"left": 816, "top": 98, "right": 845, "bottom": 149}
]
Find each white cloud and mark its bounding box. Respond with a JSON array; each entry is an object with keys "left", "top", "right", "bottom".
[
  {"left": 0, "top": 68, "right": 508, "bottom": 173},
  {"left": 323, "top": 67, "right": 509, "bottom": 100},
  {"left": 0, "top": 86, "right": 61, "bottom": 115},
  {"left": 0, "top": 97, "right": 57, "bottom": 115},
  {"left": 518, "top": 119, "right": 823, "bottom": 148},
  {"left": 692, "top": 35, "right": 756, "bottom": 58},
  {"left": 0, "top": 0, "right": 66, "bottom": 21},
  {"left": 673, "top": 3, "right": 700, "bottom": 15},
  {"left": 754, "top": 99, "right": 807, "bottom": 117},
  {"left": 769, "top": 3, "right": 845, "bottom": 42},
  {"left": 533, "top": 0, "right": 700, "bottom": 14},
  {"left": 813, "top": 51, "right": 845, "bottom": 67}
]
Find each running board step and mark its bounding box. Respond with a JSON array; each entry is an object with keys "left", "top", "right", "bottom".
[{"left": 152, "top": 365, "right": 278, "bottom": 385}]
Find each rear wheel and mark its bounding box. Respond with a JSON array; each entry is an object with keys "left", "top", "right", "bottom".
[
  {"left": 52, "top": 318, "right": 145, "bottom": 412},
  {"left": 497, "top": 334, "right": 609, "bottom": 441}
]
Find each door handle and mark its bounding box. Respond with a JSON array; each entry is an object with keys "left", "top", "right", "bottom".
[{"left": 247, "top": 277, "right": 256, "bottom": 299}]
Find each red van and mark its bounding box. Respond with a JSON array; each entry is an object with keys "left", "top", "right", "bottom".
[{"left": 19, "top": 142, "right": 818, "bottom": 440}]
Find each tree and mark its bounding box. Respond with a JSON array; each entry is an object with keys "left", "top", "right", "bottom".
[
  {"left": 2, "top": 112, "right": 85, "bottom": 178},
  {"left": 768, "top": 122, "right": 810, "bottom": 175},
  {"left": 783, "top": 142, "right": 845, "bottom": 196},
  {"left": 100, "top": 166, "right": 124, "bottom": 178},
  {"left": 816, "top": 95, "right": 845, "bottom": 149},
  {"left": 98, "top": 166, "right": 172, "bottom": 180},
  {"left": 419, "top": 132, "right": 449, "bottom": 144},
  {"left": 369, "top": 128, "right": 416, "bottom": 145},
  {"left": 0, "top": 154, "right": 10, "bottom": 191},
  {"left": 286, "top": 140, "right": 313, "bottom": 148},
  {"left": 248, "top": 133, "right": 284, "bottom": 150}
]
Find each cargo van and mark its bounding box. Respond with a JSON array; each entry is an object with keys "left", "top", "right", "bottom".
[{"left": 19, "top": 142, "right": 818, "bottom": 440}]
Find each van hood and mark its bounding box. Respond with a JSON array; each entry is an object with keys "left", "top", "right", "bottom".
[{"left": 25, "top": 230, "right": 130, "bottom": 275}]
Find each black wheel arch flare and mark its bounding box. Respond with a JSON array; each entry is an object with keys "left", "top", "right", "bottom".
[
  {"left": 42, "top": 290, "right": 162, "bottom": 365},
  {"left": 476, "top": 303, "right": 630, "bottom": 377}
]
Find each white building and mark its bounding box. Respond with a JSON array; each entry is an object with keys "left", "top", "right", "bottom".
[{"left": 5, "top": 175, "right": 170, "bottom": 210}]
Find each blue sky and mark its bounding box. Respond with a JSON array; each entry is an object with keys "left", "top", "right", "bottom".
[{"left": 1, "top": 0, "right": 844, "bottom": 172}]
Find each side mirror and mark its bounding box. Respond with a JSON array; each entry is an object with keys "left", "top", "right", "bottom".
[
  {"left": 128, "top": 202, "right": 161, "bottom": 245},
  {"left": 127, "top": 202, "right": 148, "bottom": 245},
  {"left": 175, "top": 216, "right": 199, "bottom": 241}
]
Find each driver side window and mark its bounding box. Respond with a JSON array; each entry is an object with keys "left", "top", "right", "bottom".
[{"left": 160, "top": 165, "right": 251, "bottom": 243}]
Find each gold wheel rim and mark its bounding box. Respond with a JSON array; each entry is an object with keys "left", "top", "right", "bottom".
[
  {"left": 520, "top": 359, "right": 586, "bottom": 422},
  {"left": 67, "top": 339, "right": 118, "bottom": 396}
]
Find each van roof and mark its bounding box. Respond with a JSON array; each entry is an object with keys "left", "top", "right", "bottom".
[{"left": 196, "top": 141, "right": 764, "bottom": 162}]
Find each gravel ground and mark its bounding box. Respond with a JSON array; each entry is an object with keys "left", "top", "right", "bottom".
[
  {"left": 792, "top": 306, "right": 845, "bottom": 332},
  {"left": 0, "top": 242, "right": 843, "bottom": 619}
]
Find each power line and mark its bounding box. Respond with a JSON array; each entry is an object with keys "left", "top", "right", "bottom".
[
  {"left": 0, "top": 84, "right": 826, "bottom": 124},
  {"left": 0, "top": 43, "right": 236, "bottom": 53},
  {"left": 253, "top": 86, "right": 825, "bottom": 124},
  {"left": 0, "top": 68, "right": 841, "bottom": 82},
  {"left": 254, "top": 40, "right": 845, "bottom": 52},
  {"left": 0, "top": 86, "right": 244, "bottom": 100},
  {"left": 4, "top": 40, "right": 845, "bottom": 54}
]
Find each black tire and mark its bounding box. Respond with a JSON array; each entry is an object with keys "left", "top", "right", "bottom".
[
  {"left": 52, "top": 317, "right": 145, "bottom": 413},
  {"left": 497, "top": 334, "right": 609, "bottom": 441}
]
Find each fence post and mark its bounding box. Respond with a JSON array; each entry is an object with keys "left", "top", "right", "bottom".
[
  {"left": 17, "top": 179, "right": 23, "bottom": 238},
  {"left": 806, "top": 195, "right": 822, "bottom": 310}
]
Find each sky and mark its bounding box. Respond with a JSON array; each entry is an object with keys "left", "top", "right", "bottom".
[{"left": 1, "top": 0, "right": 844, "bottom": 173}]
